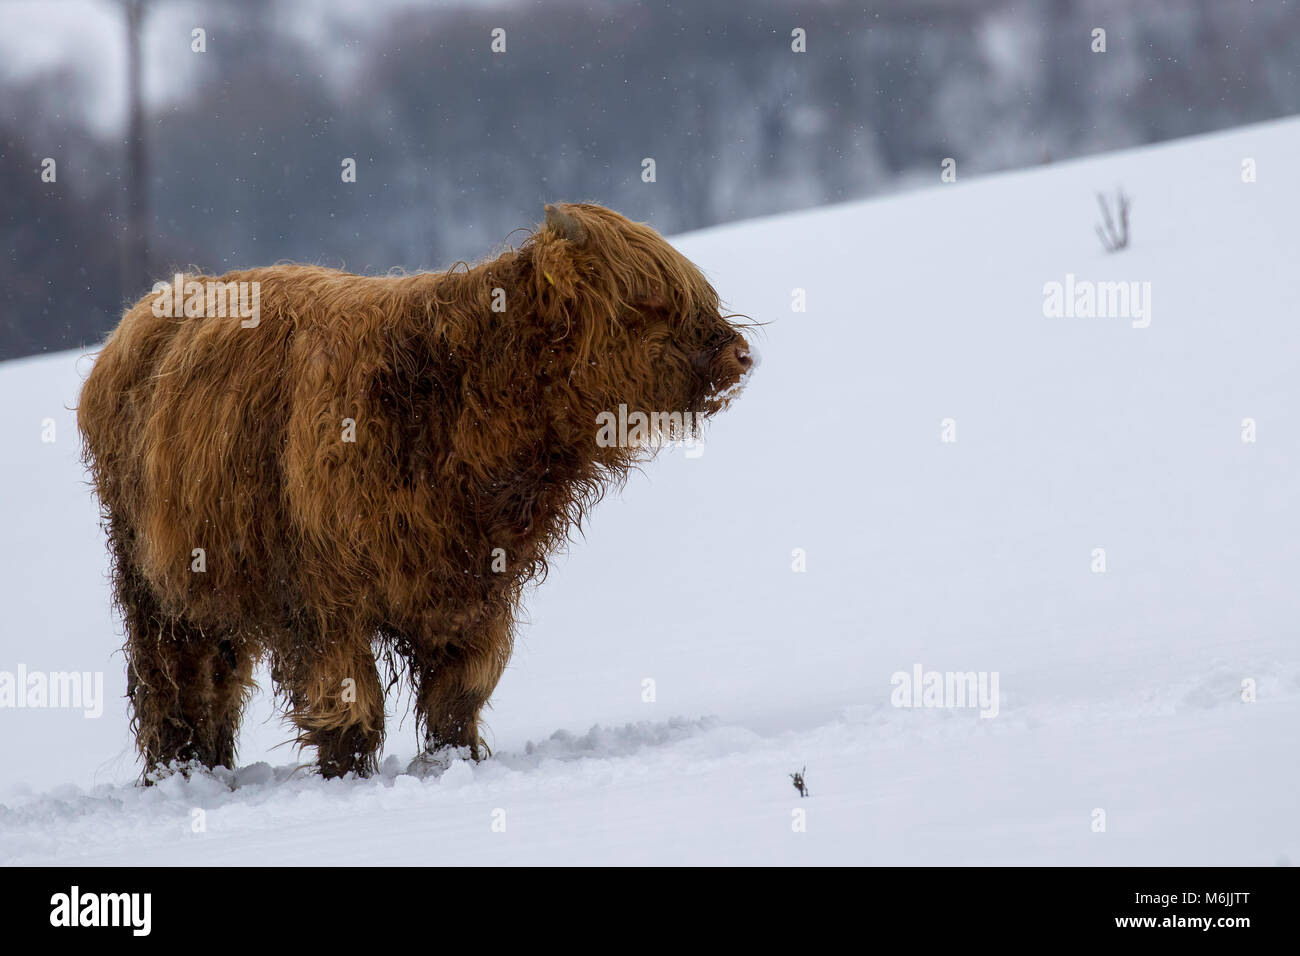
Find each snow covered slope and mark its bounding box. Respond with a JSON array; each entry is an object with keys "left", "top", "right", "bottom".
[{"left": 2, "top": 118, "right": 1298, "bottom": 865}]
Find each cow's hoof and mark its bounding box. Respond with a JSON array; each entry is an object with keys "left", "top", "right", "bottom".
[{"left": 404, "top": 745, "right": 476, "bottom": 779}]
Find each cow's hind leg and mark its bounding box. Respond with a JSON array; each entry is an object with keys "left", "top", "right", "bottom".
[
  {"left": 119, "top": 563, "right": 255, "bottom": 780},
  {"left": 276, "top": 630, "right": 385, "bottom": 779}
]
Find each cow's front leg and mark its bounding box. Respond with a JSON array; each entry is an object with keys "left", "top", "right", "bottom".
[
  {"left": 407, "top": 613, "right": 511, "bottom": 769},
  {"left": 276, "top": 628, "right": 386, "bottom": 779}
]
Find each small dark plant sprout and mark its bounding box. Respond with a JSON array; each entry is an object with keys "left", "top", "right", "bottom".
[
  {"left": 790, "top": 766, "right": 809, "bottom": 798},
  {"left": 1096, "top": 188, "right": 1131, "bottom": 253}
]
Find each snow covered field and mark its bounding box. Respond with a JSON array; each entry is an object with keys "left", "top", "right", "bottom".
[{"left": 2, "top": 118, "right": 1298, "bottom": 865}]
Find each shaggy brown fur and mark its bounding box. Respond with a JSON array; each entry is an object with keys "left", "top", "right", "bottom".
[{"left": 78, "top": 203, "right": 752, "bottom": 780}]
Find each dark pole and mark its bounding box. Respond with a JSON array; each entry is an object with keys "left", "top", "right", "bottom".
[{"left": 122, "top": 0, "right": 149, "bottom": 296}]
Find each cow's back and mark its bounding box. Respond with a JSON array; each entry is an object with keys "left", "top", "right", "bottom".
[{"left": 81, "top": 263, "right": 494, "bottom": 631}]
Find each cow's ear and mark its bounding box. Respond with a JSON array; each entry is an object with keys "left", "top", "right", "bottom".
[
  {"left": 533, "top": 234, "right": 582, "bottom": 308},
  {"left": 535, "top": 205, "right": 609, "bottom": 343},
  {"left": 533, "top": 210, "right": 585, "bottom": 325}
]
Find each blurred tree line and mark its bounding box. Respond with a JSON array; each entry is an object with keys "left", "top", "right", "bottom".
[{"left": 2, "top": 0, "right": 1298, "bottom": 360}]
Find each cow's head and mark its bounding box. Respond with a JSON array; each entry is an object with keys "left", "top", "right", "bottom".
[{"left": 531, "top": 203, "right": 754, "bottom": 444}]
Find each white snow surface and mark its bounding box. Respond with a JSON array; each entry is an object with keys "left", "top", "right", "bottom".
[{"left": 2, "top": 119, "right": 1298, "bottom": 865}]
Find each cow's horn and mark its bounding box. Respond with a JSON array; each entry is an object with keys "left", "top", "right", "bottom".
[{"left": 544, "top": 204, "right": 586, "bottom": 243}]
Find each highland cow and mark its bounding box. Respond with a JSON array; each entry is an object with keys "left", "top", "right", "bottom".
[{"left": 78, "top": 203, "right": 752, "bottom": 780}]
